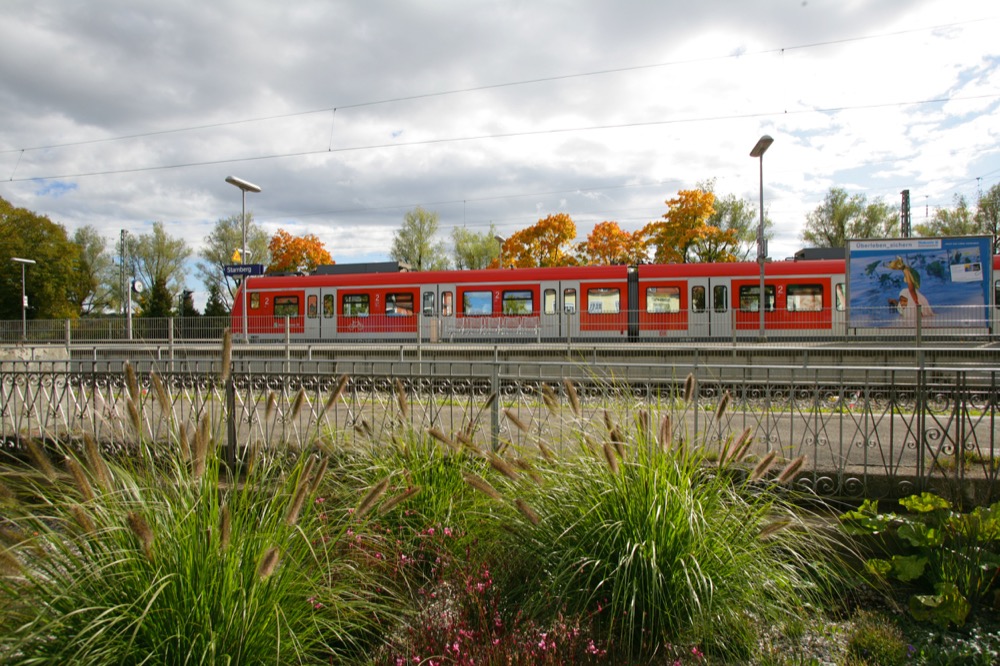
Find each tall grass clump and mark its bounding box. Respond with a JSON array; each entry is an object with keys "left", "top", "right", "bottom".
[
  {"left": 0, "top": 369, "right": 385, "bottom": 663},
  {"left": 494, "top": 382, "right": 846, "bottom": 662}
]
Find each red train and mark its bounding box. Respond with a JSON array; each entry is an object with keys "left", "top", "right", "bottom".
[{"left": 231, "top": 255, "right": 1000, "bottom": 342}]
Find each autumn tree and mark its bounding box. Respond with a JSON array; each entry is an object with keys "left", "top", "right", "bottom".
[
  {"left": 802, "top": 187, "right": 898, "bottom": 248},
  {"left": 642, "top": 189, "right": 722, "bottom": 263},
  {"left": 391, "top": 207, "right": 450, "bottom": 271},
  {"left": 197, "top": 213, "right": 270, "bottom": 310},
  {"left": 576, "top": 221, "right": 647, "bottom": 265},
  {"left": 452, "top": 223, "right": 500, "bottom": 270},
  {"left": 502, "top": 213, "right": 578, "bottom": 268},
  {"left": 267, "top": 229, "right": 333, "bottom": 274}
]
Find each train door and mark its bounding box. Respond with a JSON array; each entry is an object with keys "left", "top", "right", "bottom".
[
  {"left": 688, "top": 277, "right": 732, "bottom": 339},
  {"left": 422, "top": 285, "right": 457, "bottom": 342},
  {"left": 302, "top": 288, "right": 337, "bottom": 340},
  {"left": 540, "top": 281, "right": 563, "bottom": 339}
]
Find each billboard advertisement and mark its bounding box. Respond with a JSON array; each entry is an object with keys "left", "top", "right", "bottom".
[{"left": 847, "top": 236, "right": 992, "bottom": 329}]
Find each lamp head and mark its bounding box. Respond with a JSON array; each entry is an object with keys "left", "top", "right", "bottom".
[
  {"left": 225, "top": 175, "right": 262, "bottom": 193},
  {"left": 750, "top": 135, "right": 774, "bottom": 158}
]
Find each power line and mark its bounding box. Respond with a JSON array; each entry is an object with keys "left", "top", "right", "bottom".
[
  {"left": 0, "top": 16, "right": 991, "bottom": 156},
  {"left": 9, "top": 93, "right": 997, "bottom": 183}
]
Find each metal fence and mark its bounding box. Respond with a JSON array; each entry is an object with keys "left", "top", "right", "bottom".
[
  {"left": 0, "top": 306, "right": 997, "bottom": 346},
  {"left": 2, "top": 355, "right": 998, "bottom": 505}
]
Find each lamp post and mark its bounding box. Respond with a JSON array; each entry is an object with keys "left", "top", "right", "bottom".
[
  {"left": 494, "top": 235, "right": 505, "bottom": 268},
  {"left": 750, "top": 135, "right": 773, "bottom": 340},
  {"left": 11, "top": 257, "right": 35, "bottom": 341},
  {"left": 225, "top": 176, "right": 261, "bottom": 341}
]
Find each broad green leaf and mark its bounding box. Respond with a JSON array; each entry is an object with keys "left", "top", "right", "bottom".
[
  {"left": 909, "top": 582, "right": 970, "bottom": 628},
  {"left": 891, "top": 554, "right": 927, "bottom": 582},
  {"left": 900, "top": 492, "right": 951, "bottom": 514},
  {"left": 865, "top": 558, "right": 892, "bottom": 578}
]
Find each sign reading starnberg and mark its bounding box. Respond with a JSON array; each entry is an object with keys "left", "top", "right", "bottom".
[{"left": 224, "top": 264, "right": 265, "bottom": 277}]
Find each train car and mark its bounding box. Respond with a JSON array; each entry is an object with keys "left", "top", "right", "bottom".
[
  {"left": 635, "top": 259, "right": 844, "bottom": 340},
  {"left": 232, "top": 254, "right": 999, "bottom": 343}
]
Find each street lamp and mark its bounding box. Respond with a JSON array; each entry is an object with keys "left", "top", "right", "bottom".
[
  {"left": 494, "top": 235, "right": 505, "bottom": 268},
  {"left": 225, "top": 176, "right": 261, "bottom": 341},
  {"left": 11, "top": 257, "right": 35, "bottom": 341},
  {"left": 750, "top": 135, "right": 773, "bottom": 340}
]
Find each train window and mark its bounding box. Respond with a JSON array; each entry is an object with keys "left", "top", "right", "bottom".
[
  {"left": 564, "top": 288, "right": 577, "bottom": 314},
  {"left": 543, "top": 289, "right": 557, "bottom": 315},
  {"left": 836, "top": 283, "right": 846, "bottom": 312},
  {"left": 691, "top": 286, "right": 706, "bottom": 313},
  {"left": 342, "top": 294, "right": 369, "bottom": 317},
  {"left": 463, "top": 291, "right": 493, "bottom": 316},
  {"left": 423, "top": 291, "right": 435, "bottom": 316},
  {"left": 386, "top": 292, "right": 414, "bottom": 316},
  {"left": 713, "top": 286, "right": 727, "bottom": 313},
  {"left": 502, "top": 290, "right": 533, "bottom": 315},
  {"left": 323, "top": 294, "right": 334, "bottom": 318},
  {"left": 646, "top": 287, "right": 680, "bottom": 314},
  {"left": 787, "top": 284, "right": 823, "bottom": 312},
  {"left": 274, "top": 296, "right": 299, "bottom": 318},
  {"left": 738, "top": 285, "right": 775, "bottom": 312},
  {"left": 587, "top": 288, "right": 620, "bottom": 314},
  {"left": 307, "top": 295, "right": 318, "bottom": 318},
  {"left": 442, "top": 291, "right": 454, "bottom": 316},
  {"left": 250, "top": 293, "right": 260, "bottom": 310},
  {"left": 994, "top": 280, "right": 999, "bottom": 309}
]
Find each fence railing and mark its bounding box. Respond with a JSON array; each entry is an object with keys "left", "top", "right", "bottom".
[
  {"left": 0, "top": 304, "right": 997, "bottom": 346},
  {"left": 2, "top": 357, "right": 997, "bottom": 504}
]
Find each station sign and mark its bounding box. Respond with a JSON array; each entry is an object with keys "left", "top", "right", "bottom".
[{"left": 224, "top": 264, "right": 265, "bottom": 277}]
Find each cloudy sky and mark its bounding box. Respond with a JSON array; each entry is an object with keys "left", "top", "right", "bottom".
[{"left": 1, "top": 1, "right": 997, "bottom": 307}]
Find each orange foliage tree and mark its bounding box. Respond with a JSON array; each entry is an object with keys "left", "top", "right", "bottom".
[
  {"left": 642, "top": 189, "right": 736, "bottom": 263},
  {"left": 266, "top": 229, "right": 333, "bottom": 273},
  {"left": 502, "top": 213, "right": 578, "bottom": 268},
  {"left": 576, "top": 221, "right": 647, "bottom": 265}
]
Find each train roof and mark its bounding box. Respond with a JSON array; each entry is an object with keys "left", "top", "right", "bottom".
[{"left": 244, "top": 263, "right": 630, "bottom": 289}]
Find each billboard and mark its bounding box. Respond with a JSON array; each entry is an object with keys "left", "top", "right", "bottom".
[{"left": 847, "top": 236, "right": 992, "bottom": 329}]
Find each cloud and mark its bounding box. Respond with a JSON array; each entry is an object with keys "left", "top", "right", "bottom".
[{"left": 0, "top": 0, "right": 996, "bottom": 291}]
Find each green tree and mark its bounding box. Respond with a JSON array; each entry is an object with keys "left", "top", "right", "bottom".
[
  {"left": 138, "top": 275, "right": 174, "bottom": 318},
  {"left": 69, "top": 225, "right": 116, "bottom": 316},
  {"left": 125, "top": 222, "right": 192, "bottom": 308},
  {"left": 197, "top": 213, "right": 269, "bottom": 310},
  {"left": 802, "top": 187, "right": 899, "bottom": 247},
  {"left": 0, "top": 196, "right": 80, "bottom": 320},
  {"left": 976, "top": 183, "right": 1000, "bottom": 254},
  {"left": 452, "top": 224, "right": 500, "bottom": 270},
  {"left": 915, "top": 194, "right": 979, "bottom": 238},
  {"left": 203, "top": 283, "right": 230, "bottom": 317},
  {"left": 391, "top": 207, "right": 450, "bottom": 271},
  {"left": 698, "top": 179, "right": 768, "bottom": 261}
]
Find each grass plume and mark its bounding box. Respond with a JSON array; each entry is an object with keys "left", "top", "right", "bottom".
[
  {"left": 462, "top": 472, "right": 503, "bottom": 501},
  {"left": 321, "top": 374, "right": 350, "bottom": 417},
  {"left": 563, "top": 378, "right": 581, "bottom": 418},
  {"left": 354, "top": 477, "right": 390, "bottom": 519},
  {"left": 394, "top": 378, "right": 409, "bottom": 419},
  {"left": 127, "top": 511, "right": 154, "bottom": 561},
  {"left": 504, "top": 408, "right": 530, "bottom": 434},
  {"left": 26, "top": 439, "right": 57, "bottom": 482},
  {"left": 83, "top": 434, "right": 111, "bottom": 492}
]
